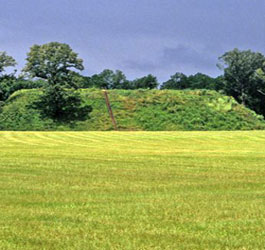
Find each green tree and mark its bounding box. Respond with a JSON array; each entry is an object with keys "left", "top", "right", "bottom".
[
  {"left": 249, "top": 66, "right": 265, "bottom": 115},
  {"left": 161, "top": 73, "right": 188, "bottom": 89},
  {"left": 161, "top": 72, "right": 224, "bottom": 90},
  {"left": 132, "top": 74, "right": 158, "bottom": 89},
  {"left": 33, "top": 85, "right": 92, "bottom": 122},
  {"left": 68, "top": 72, "right": 93, "bottom": 89},
  {"left": 0, "top": 78, "right": 45, "bottom": 101},
  {"left": 218, "top": 48, "right": 265, "bottom": 106},
  {"left": 111, "top": 70, "right": 130, "bottom": 89},
  {"left": 90, "top": 69, "right": 130, "bottom": 89},
  {"left": 24, "top": 42, "right": 92, "bottom": 121},
  {"left": 187, "top": 73, "right": 221, "bottom": 90},
  {"left": 255, "top": 64, "right": 265, "bottom": 88},
  {"left": 0, "top": 52, "right": 16, "bottom": 76},
  {"left": 0, "top": 52, "right": 17, "bottom": 101},
  {"left": 23, "top": 42, "right": 84, "bottom": 87},
  {"left": 96, "top": 69, "right": 116, "bottom": 89}
]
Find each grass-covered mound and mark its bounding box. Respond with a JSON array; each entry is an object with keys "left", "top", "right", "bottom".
[{"left": 0, "top": 89, "right": 264, "bottom": 131}]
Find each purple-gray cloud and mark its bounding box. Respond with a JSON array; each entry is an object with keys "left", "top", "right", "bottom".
[{"left": 1, "top": 0, "right": 265, "bottom": 82}]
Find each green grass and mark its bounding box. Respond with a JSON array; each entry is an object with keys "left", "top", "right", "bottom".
[
  {"left": 1, "top": 89, "right": 265, "bottom": 131},
  {"left": 0, "top": 131, "right": 265, "bottom": 249}
]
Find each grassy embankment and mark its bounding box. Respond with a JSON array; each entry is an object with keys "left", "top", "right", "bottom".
[
  {"left": 0, "top": 131, "right": 264, "bottom": 249},
  {"left": 0, "top": 89, "right": 264, "bottom": 131}
]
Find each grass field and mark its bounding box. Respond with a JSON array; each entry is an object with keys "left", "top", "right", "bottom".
[{"left": 0, "top": 131, "right": 264, "bottom": 249}]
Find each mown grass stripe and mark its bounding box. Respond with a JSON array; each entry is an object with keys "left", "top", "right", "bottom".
[{"left": 0, "top": 131, "right": 265, "bottom": 249}]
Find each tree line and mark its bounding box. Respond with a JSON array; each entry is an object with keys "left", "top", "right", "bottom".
[{"left": 1, "top": 42, "right": 265, "bottom": 120}]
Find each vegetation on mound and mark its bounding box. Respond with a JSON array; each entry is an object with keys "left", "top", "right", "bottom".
[
  {"left": 2, "top": 45, "right": 265, "bottom": 119},
  {"left": 0, "top": 89, "right": 264, "bottom": 131}
]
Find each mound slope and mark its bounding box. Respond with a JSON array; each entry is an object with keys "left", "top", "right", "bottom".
[{"left": 0, "top": 89, "right": 264, "bottom": 131}]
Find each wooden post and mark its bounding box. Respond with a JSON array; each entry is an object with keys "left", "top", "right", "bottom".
[{"left": 102, "top": 90, "right": 118, "bottom": 130}]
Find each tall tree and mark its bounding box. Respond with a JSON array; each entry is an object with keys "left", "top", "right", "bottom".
[
  {"left": 0, "top": 51, "right": 16, "bottom": 76},
  {"left": 23, "top": 42, "right": 91, "bottom": 121},
  {"left": 0, "top": 52, "right": 17, "bottom": 101},
  {"left": 218, "top": 48, "right": 265, "bottom": 106},
  {"left": 23, "top": 42, "right": 84, "bottom": 87}
]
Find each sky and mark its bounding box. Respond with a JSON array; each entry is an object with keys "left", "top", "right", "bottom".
[{"left": 1, "top": 0, "right": 265, "bottom": 82}]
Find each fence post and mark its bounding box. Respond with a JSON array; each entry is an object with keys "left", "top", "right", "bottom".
[{"left": 102, "top": 90, "right": 118, "bottom": 130}]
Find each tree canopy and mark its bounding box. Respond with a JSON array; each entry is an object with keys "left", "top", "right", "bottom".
[
  {"left": 23, "top": 42, "right": 84, "bottom": 86},
  {"left": 89, "top": 69, "right": 129, "bottom": 89},
  {"left": 218, "top": 48, "right": 265, "bottom": 105},
  {"left": 161, "top": 73, "right": 189, "bottom": 89},
  {"left": 161, "top": 72, "right": 223, "bottom": 91},
  {"left": 131, "top": 74, "right": 158, "bottom": 89},
  {"left": 0, "top": 52, "right": 16, "bottom": 76}
]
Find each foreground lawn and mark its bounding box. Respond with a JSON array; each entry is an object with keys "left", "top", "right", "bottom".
[{"left": 0, "top": 131, "right": 264, "bottom": 249}]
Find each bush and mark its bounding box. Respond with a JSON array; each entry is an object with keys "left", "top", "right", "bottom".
[{"left": 0, "top": 77, "right": 45, "bottom": 101}]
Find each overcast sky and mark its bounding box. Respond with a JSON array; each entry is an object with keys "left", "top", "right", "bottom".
[{"left": 1, "top": 0, "right": 265, "bottom": 82}]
